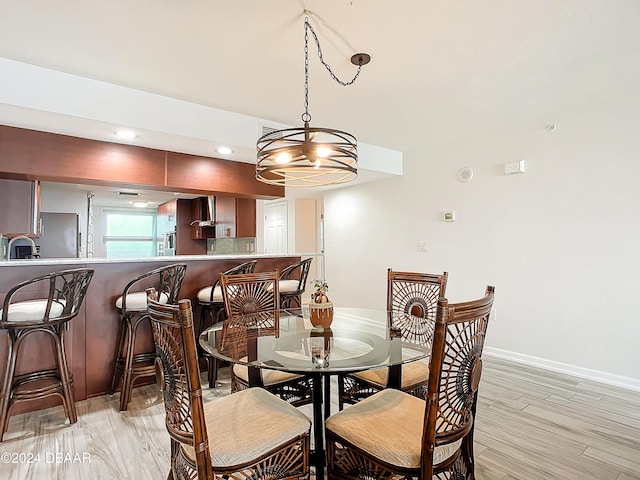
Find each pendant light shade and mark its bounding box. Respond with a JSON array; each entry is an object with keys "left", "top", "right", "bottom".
[
  {"left": 256, "top": 14, "right": 369, "bottom": 188},
  {"left": 256, "top": 124, "right": 357, "bottom": 187}
]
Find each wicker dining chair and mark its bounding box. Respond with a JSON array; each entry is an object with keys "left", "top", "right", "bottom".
[
  {"left": 326, "top": 286, "right": 495, "bottom": 480},
  {"left": 196, "top": 260, "right": 258, "bottom": 388},
  {"left": 278, "top": 258, "right": 313, "bottom": 309},
  {"left": 146, "top": 289, "right": 310, "bottom": 480},
  {"left": 337, "top": 269, "right": 448, "bottom": 409},
  {"left": 219, "top": 271, "right": 314, "bottom": 407}
]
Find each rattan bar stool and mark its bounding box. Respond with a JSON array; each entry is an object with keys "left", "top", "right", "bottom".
[
  {"left": 195, "top": 260, "right": 257, "bottom": 388},
  {"left": 110, "top": 263, "right": 186, "bottom": 411},
  {"left": 278, "top": 258, "right": 313, "bottom": 309},
  {"left": 0, "top": 268, "right": 94, "bottom": 442}
]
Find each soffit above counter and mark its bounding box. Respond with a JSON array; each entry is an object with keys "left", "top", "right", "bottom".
[
  {"left": 0, "top": 57, "right": 403, "bottom": 190},
  {"left": 0, "top": 124, "right": 284, "bottom": 200}
]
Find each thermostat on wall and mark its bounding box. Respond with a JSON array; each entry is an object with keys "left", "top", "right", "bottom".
[{"left": 504, "top": 160, "right": 525, "bottom": 174}]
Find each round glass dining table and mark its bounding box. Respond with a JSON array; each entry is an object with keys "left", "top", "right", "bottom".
[{"left": 199, "top": 306, "right": 431, "bottom": 476}]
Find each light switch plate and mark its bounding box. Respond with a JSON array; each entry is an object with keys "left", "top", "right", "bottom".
[{"left": 444, "top": 211, "right": 456, "bottom": 222}]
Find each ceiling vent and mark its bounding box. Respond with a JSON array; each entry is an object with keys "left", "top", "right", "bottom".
[{"left": 257, "top": 121, "right": 290, "bottom": 141}]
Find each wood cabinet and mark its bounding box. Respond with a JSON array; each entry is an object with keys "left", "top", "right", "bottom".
[
  {"left": 236, "top": 198, "right": 257, "bottom": 238},
  {"left": 156, "top": 199, "right": 207, "bottom": 255},
  {"left": 157, "top": 196, "right": 256, "bottom": 255},
  {"left": 0, "top": 179, "right": 40, "bottom": 236},
  {"left": 208, "top": 196, "right": 256, "bottom": 239},
  {"left": 0, "top": 125, "right": 284, "bottom": 199},
  {"left": 215, "top": 196, "right": 236, "bottom": 239},
  {"left": 176, "top": 199, "right": 207, "bottom": 255}
]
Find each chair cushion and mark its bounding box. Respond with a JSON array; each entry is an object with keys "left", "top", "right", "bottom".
[
  {"left": 182, "top": 387, "right": 310, "bottom": 467},
  {"left": 278, "top": 279, "right": 300, "bottom": 293},
  {"left": 326, "top": 388, "right": 461, "bottom": 469},
  {"left": 233, "top": 364, "right": 305, "bottom": 386},
  {"left": 351, "top": 360, "right": 429, "bottom": 389},
  {"left": 1, "top": 299, "right": 65, "bottom": 323},
  {"left": 197, "top": 285, "right": 223, "bottom": 303},
  {"left": 115, "top": 291, "right": 168, "bottom": 311}
]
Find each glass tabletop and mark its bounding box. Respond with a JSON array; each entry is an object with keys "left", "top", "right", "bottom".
[{"left": 199, "top": 307, "right": 431, "bottom": 374}]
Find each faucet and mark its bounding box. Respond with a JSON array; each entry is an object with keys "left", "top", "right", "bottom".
[{"left": 7, "top": 235, "right": 39, "bottom": 260}]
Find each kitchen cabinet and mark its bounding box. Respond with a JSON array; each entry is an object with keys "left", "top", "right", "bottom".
[
  {"left": 156, "top": 199, "right": 207, "bottom": 255},
  {"left": 156, "top": 199, "right": 177, "bottom": 255},
  {"left": 214, "top": 196, "right": 236, "bottom": 238},
  {"left": 0, "top": 179, "right": 40, "bottom": 236},
  {"left": 0, "top": 125, "right": 283, "bottom": 199},
  {"left": 188, "top": 196, "right": 256, "bottom": 239},
  {"left": 157, "top": 196, "right": 256, "bottom": 255},
  {"left": 211, "top": 196, "right": 256, "bottom": 239},
  {"left": 236, "top": 198, "right": 257, "bottom": 238}
]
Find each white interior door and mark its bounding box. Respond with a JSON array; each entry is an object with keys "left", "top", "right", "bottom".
[{"left": 264, "top": 202, "right": 288, "bottom": 253}]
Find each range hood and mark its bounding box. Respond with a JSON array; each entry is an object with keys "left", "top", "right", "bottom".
[{"left": 190, "top": 195, "right": 217, "bottom": 227}]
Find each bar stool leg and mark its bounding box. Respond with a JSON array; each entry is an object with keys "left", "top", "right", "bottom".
[
  {"left": 110, "top": 316, "right": 127, "bottom": 395},
  {"left": 119, "top": 317, "right": 136, "bottom": 411},
  {"left": 52, "top": 325, "right": 77, "bottom": 424},
  {"left": 200, "top": 303, "right": 221, "bottom": 389},
  {"left": 0, "top": 332, "right": 18, "bottom": 441}
]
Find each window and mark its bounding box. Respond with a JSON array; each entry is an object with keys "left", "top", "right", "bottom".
[{"left": 102, "top": 210, "right": 156, "bottom": 258}]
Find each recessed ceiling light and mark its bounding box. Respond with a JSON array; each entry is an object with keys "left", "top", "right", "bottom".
[
  {"left": 114, "top": 129, "right": 138, "bottom": 140},
  {"left": 216, "top": 146, "right": 233, "bottom": 155},
  {"left": 132, "top": 201, "right": 149, "bottom": 208}
]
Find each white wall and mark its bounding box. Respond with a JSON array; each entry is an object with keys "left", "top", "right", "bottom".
[{"left": 323, "top": 96, "right": 640, "bottom": 388}]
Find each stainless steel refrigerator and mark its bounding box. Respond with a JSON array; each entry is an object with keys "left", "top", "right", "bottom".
[{"left": 38, "top": 212, "right": 80, "bottom": 258}]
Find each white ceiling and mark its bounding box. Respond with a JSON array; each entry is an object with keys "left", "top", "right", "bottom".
[{"left": 1, "top": 0, "right": 639, "bottom": 179}]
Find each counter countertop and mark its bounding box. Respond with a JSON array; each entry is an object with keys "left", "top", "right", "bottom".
[{"left": 0, "top": 252, "right": 322, "bottom": 267}]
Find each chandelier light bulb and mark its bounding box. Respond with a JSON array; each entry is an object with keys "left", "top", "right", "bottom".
[
  {"left": 316, "top": 146, "right": 331, "bottom": 158},
  {"left": 276, "top": 152, "right": 292, "bottom": 164}
]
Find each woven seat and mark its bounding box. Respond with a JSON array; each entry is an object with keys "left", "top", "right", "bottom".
[
  {"left": 327, "top": 388, "right": 461, "bottom": 468},
  {"left": 0, "top": 268, "right": 94, "bottom": 442},
  {"left": 219, "top": 271, "right": 314, "bottom": 407},
  {"left": 338, "top": 269, "right": 448, "bottom": 408},
  {"left": 350, "top": 359, "right": 429, "bottom": 390},
  {"left": 146, "top": 290, "right": 310, "bottom": 480},
  {"left": 327, "top": 286, "right": 495, "bottom": 480},
  {"left": 110, "top": 263, "right": 186, "bottom": 411},
  {"left": 196, "top": 260, "right": 257, "bottom": 388}
]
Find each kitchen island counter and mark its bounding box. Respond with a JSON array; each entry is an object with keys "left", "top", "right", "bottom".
[
  {"left": 0, "top": 253, "right": 319, "bottom": 416},
  {"left": 0, "top": 252, "right": 322, "bottom": 267}
]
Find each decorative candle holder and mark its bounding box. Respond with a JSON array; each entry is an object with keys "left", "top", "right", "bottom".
[
  {"left": 309, "top": 279, "right": 333, "bottom": 328},
  {"left": 309, "top": 301, "right": 334, "bottom": 329}
]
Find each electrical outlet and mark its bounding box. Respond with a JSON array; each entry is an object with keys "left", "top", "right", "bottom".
[
  {"left": 418, "top": 241, "right": 428, "bottom": 252},
  {"left": 489, "top": 309, "right": 497, "bottom": 322}
]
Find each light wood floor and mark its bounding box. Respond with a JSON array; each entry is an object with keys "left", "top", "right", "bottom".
[{"left": 1, "top": 357, "right": 639, "bottom": 479}]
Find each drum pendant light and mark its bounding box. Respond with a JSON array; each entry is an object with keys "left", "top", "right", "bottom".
[{"left": 256, "top": 14, "right": 370, "bottom": 187}]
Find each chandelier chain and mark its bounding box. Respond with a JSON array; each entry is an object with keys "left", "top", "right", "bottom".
[{"left": 302, "top": 16, "right": 363, "bottom": 124}]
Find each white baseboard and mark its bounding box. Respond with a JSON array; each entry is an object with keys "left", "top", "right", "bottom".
[{"left": 484, "top": 347, "right": 640, "bottom": 393}]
